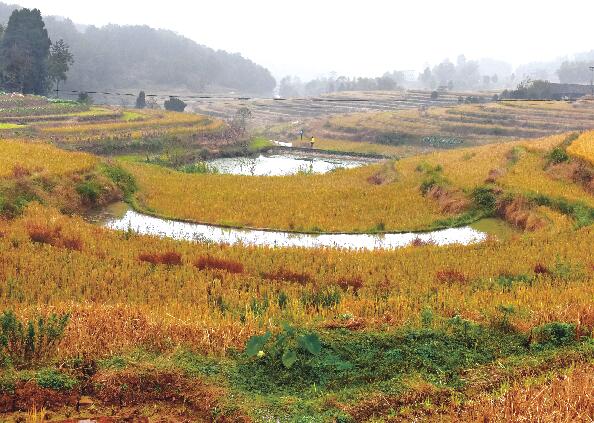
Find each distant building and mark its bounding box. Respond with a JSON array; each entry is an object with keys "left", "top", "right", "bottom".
[{"left": 401, "top": 70, "right": 417, "bottom": 82}]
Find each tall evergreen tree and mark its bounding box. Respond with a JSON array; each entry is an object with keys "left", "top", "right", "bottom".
[
  {"left": 0, "top": 8, "right": 51, "bottom": 94},
  {"left": 135, "top": 91, "right": 146, "bottom": 109},
  {"left": 48, "top": 39, "right": 74, "bottom": 96}
]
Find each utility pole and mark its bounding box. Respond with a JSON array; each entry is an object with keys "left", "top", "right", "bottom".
[{"left": 590, "top": 66, "right": 594, "bottom": 98}]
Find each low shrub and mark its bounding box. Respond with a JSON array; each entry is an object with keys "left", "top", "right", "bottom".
[
  {"left": 410, "top": 237, "right": 436, "bottom": 247},
  {"left": 472, "top": 186, "right": 497, "bottom": 215},
  {"left": 367, "top": 173, "right": 385, "bottom": 185},
  {"left": 300, "top": 287, "right": 341, "bottom": 310},
  {"left": 179, "top": 162, "right": 219, "bottom": 174},
  {"left": 164, "top": 97, "right": 187, "bottom": 112},
  {"left": 11, "top": 165, "right": 32, "bottom": 178},
  {"left": 76, "top": 179, "right": 103, "bottom": 204},
  {"left": 435, "top": 269, "right": 468, "bottom": 285},
  {"left": 60, "top": 236, "right": 84, "bottom": 251},
  {"left": 139, "top": 251, "right": 182, "bottom": 266},
  {"left": 532, "top": 322, "right": 576, "bottom": 347},
  {"left": 263, "top": 269, "right": 311, "bottom": 285},
  {"left": 0, "top": 310, "right": 70, "bottom": 368},
  {"left": 336, "top": 276, "right": 364, "bottom": 293},
  {"left": 27, "top": 223, "right": 60, "bottom": 245},
  {"left": 244, "top": 325, "right": 321, "bottom": 370},
  {"left": 27, "top": 223, "right": 83, "bottom": 251},
  {"left": 418, "top": 163, "right": 448, "bottom": 195},
  {"left": 534, "top": 263, "right": 550, "bottom": 275},
  {"left": 547, "top": 147, "right": 569, "bottom": 166},
  {"left": 35, "top": 368, "right": 77, "bottom": 391},
  {"left": 194, "top": 256, "right": 244, "bottom": 274},
  {"left": 101, "top": 164, "right": 137, "bottom": 199},
  {"left": 422, "top": 135, "right": 463, "bottom": 148},
  {"left": 496, "top": 273, "right": 533, "bottom": 291}
]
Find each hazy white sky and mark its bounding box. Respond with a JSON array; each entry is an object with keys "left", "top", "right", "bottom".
[{"left": 15, "top": 0, "right": 594, "bottom": 79}]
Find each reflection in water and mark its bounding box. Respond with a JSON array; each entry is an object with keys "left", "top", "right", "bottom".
[
  {"left": 105, "top": 209, "right": 487, "bottom": 250},
  {"left": 207, "top": 155, "right": 364, "bottom": 176}
]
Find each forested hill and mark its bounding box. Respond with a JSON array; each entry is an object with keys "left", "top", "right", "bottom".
[{"left": 0, "top": 3, "right": 276, "bottom": 95}]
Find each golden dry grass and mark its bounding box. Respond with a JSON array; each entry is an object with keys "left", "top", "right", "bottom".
[
  {"left": 1, "top": 204, "right": 593, "bottom": 360},
  {"left": 126, "top": 160, "right": 443, "bottom": 232},
  {"left": 124, "top": 132, "right": 594, "bottom": 233},
  {"left": 316, "top": 101, "right": 594, "bottom": 150},
  {"left": 567, "top": 131, "right": 594, "bottom": 165},
  {"left": 449, "top": 363, "right": 594, "bottom": 422},
  {"left": 500, "top": 150, "right": 594, "bottom": 208},
  {"left": 0, "top": 139, "right": 98, "bottom": 177}
]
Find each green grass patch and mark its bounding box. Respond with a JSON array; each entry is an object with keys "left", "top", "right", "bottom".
[
  {"left": 179, "top": 162, "right": 219, "bottom": 174},
  {"left": 121, "top": 111, "right": 144, "bottom": 121},
  {"left": 101, "top": 163, "right": 138, "bottom": 199},
  {"left": 232, "top": 319, "right": 530, "bottom": 396},
  {"left": 35, "top": 368, "right": 77, "bottom": 391},
  {"left": 432, "top": 210, "right": 484, "bottom": 229},
  {"left": 0, "top": 123, "right": 24, "bottom": 129},
  {"left": 249, "top": 137, "right": 273, "bottom": 153},
  {"left": 528, "top": 193, "right": 594, "bottom": 227}
]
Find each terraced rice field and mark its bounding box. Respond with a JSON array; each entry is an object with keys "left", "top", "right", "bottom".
[
  {"left": 0, "top": 93, "right": 593, "bottom": 421},
  {"left": 312, "top": 100, "right": 594, "bottom": 149}
]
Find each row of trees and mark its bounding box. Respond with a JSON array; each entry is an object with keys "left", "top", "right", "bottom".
[
  {"left": 557, "top": 60, "right": 594, "bottom": 84},
  {"left": 0, "top": 3, "right": 276, "bottom": 96},
  {"left": 42, "top": 18, "right": 276, "bottom": 95},
  {"left": 278, "top": 74, "right": 403, "bottom": 97},
  {"left": 418, "top": 55, "right": 502, "bottom": 90},
  {"left": 499, "top": 79, "right": 592, "bottom": 100},
  {"left": 278, "top": 55, "right": 518, "bottom": 98},
  {"left": 135, "top": 91, "right": 187, "bottom": 112},
  {"left": 0, "top": 8, "right": 73, "bottom": 95}
]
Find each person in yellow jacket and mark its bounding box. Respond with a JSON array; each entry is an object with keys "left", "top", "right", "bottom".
[{"left": 310, "top": 136, "right": 316, "bottom": 149}]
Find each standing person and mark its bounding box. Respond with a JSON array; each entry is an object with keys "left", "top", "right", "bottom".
[
  {"left": 310, "top": 136, "right": 316, "bottom": 149},
  {"left": 300, "top": 129, "right": 304, "bottom": 141}
]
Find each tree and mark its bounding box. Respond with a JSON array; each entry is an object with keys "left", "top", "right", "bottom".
[
  {"left": 419, "top": 67, "right": 434, "bottom": 89},
  {"left": 136, "top": 91, "right": 146, "bottom": 109},
  {"left": 77, "top": 91, "right": 92, "bottom": 104},
  {"left": 39, "top": 18, "right": 276, "bottom": 95},
  {"left": 0, "top": 8, "right": 51, "bottom": 94},
  {"left": 557, "top": 61, "right": 594, "bottom": 84},
  {"left": 146, "top": 96, "right": 160, "bottom": 110},
  {"left": 279, "top": 76, "right": 302, "bottom": 97},
  {"left": 232, "top": 107, "right": 252, "bottom": 135},
  {"left": 235, "top": 107, "right": 252, "bottom": 121},
  {"left": 47, "top": 39, "right": 74, "bottom": 96},
  {"left": 164, "top": 96, "right": 186, "bottom": 112},
  {"left": 433, "top": 60, "right": 456, "bottom": 86},
  {"left": 377, "top": 76, "right": 396, "bottom": 91}
]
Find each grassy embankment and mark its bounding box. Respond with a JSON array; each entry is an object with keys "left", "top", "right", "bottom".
[{"left": 125, "top": 132, "right": 594, "bottom": 234}]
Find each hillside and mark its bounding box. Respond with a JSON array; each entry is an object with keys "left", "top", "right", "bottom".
[
  {"left": 0, "top": 3, "right": 276, "bottom": 95},
  {"left": 0, "top": 93, "right": 591, "bottom": 420}
]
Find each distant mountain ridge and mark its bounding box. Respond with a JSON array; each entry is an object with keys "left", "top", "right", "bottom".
[{"left": 0, "top": 2, "right": 276, "bottom": 95}]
